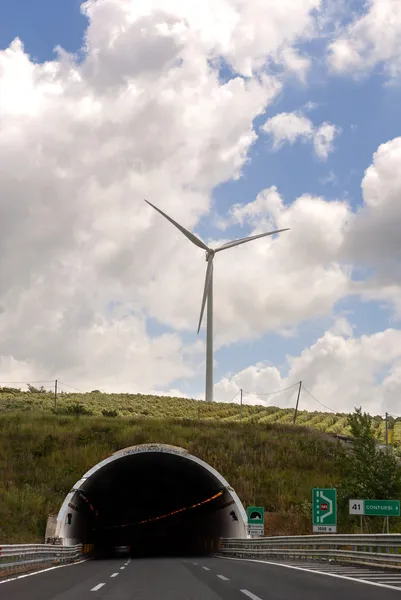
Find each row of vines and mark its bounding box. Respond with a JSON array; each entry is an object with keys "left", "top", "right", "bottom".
[{"left": 0, "top": 387, "right": 397, "bottom": 446}]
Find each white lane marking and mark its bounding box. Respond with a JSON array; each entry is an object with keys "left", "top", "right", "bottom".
[
  {"left": 354, "top": 575, "right": 401, "bottom": 579},
  {"left": 219, "top": 557, "right": 401, "bottom": 592},
  {"left": 91, "top": 583, "right": 106, "bottom": 591},
  {"left": 0, "top": 559, "right": 90, "bottom": 586},
  {"left": 120, "top": 566, "right": 125, "bottom": 570},
  {"left": 217, "top": 574, "right": 230, "bottom": 581},
  {"left": 111, "top": 572, "right": 119, "bottom": 578},
  {"left": 203, "top": 566, "right": 210, "bottom": 571},
  {"left": 193, "top": 562, "right": 198, "bottom": 566},
  {"left": 241, "top": 589, "right": 262, "bottom": 600}
]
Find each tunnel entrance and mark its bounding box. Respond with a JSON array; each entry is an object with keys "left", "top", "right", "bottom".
[{"left": 55, "top": 444, "right": 247, "bottom": 557}]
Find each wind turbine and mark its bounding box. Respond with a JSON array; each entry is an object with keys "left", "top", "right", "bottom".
[{"left": 145, "top": 200, "right": 290, "bottom": 402}]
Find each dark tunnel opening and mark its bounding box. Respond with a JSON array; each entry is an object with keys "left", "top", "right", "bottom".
[{"left": 57, "top": 446, "right": 246, "bottom": 558}]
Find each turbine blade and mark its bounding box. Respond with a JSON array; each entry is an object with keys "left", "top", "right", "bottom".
[
  {"left": 214, "top": 228, "right": 290, "bottom": 252},
  {"left": 197, "top": 258, "right": 213, "bottom": 334},
  {"left": 145, "top": 200, "right": 209, "bottom": 251}
]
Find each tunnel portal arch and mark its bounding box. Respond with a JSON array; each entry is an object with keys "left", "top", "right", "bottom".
[{"left": 55, "top": 444, "right": 248, "bottom": 555}]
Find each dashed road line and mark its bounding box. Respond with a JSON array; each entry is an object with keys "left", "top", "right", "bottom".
[
  {"left": 120, "top": 566, "right": 125, "bottom": 570},
  {"left": 110, "top": 572, "right": 119, "bottom": 578},
  {"left": 217, "top": 574, "right": 230, "bottom": 581},
  {"left": 241, "top": 589, "right": 262, "bottom": 600},
  {"left": 202, "top": 566, "right": 210, "bottom": 571},
  {"left": 91, "top": 583, "right": 106, "bottom": 591}
]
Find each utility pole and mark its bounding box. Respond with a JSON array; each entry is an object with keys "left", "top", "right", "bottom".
[
  {"left": 293, "top": 381, "right": 302, "bottom": 424},
  {"left": 54, "top": 379, "right": 58, "bottom": 413},
  {"left": 197, "top": 406, "right": 200, "bottom": 423},
  {"left": 240, "top": 389, "right": 243, "bottom": 423},
  {"left": 385, "top": 412, "right": 389, "bottom": 452}
]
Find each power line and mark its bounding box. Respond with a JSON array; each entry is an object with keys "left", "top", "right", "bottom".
[
  {"left": 0, "top": 380, "right": 54, "bottom": 385},
  {"left": 242, "top": 382, "right": 300, "bottom": 396},
  {"left": 57, "top": 381, "right": 85, "bottom": 393},
  {"left": 302, "top": 386, "right": 337, "bottom": 413},
  {"left": 229, "top": 390, "right": 240, "bottom": 403}
]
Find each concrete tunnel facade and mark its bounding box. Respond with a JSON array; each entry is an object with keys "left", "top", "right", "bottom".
[{"left": 55, "top": 444, "right": 247, "bottom": 556}]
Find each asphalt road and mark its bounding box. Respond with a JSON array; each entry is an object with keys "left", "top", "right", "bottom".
[{"left": 1, "top": 555, "right": 400, "bottom": 599}]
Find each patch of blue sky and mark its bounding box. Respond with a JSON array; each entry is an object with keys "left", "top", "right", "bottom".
[
  {"left": 336, "top": 295, "right": 397, "bottom": 336},
  {"left": 216, "top": 321, "right": 328, "bottom": 381},
  {"left": 201, "top": 59, "right": 401, "bottom": 243},
  {"left": 0, "top": 0, "right": 87, "bottom": 61}
]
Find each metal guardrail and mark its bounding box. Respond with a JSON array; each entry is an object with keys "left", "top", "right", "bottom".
[
  {"left": 0, "top": 544, "right": 84, "bottom": 577},
  {"left": 219, "top": 534, "right": 401, "bottom": 569}
]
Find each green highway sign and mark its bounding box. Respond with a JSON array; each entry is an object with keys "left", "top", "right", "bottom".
[
  {"left": 247, "top": 506, "right": 264, "bottom": 538},
  {"left": 247, "top": 506, "right": 264, "bottom": 524},
  {"left": 312, "top": 488, "right": 337, "bottom": 533},
  {"left": 349, "top": 499, "right": 400, "bottom": 517}
]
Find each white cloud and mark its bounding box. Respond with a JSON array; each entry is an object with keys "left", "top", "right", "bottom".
[
  {"left": 262, "top": 112, "right": 314, "bottom": 145},
  {"left": 319, "top": 170, "right": 338, "bottom": 186},
  {"left": 280, "top": 47, "right": 311, "bottom": 82},
  {"left": 82, "top": 0, "right": 321, "bottom": 78},
  {"left": 1, "top": 0, "right": 401, "bottom": 416},
  {"left": 214, "top": 133, "right": 401, "bottom": 414},
  {"left": 0, "top": 0, "right": 330, "bottom": 391},
  {"left": 261, "top": 112, "right": 340, "bottom": 159},
  {"left": 215, "top": 320, "right": 401, "bottom": 415},
  {"left": 328, "top": 0, "right": 401, "bottom": 79},
  {"left": 344, "top": 137, "right": 401, "bottom": 316},
  {"left": 313, "top": 122, "right": 339, "bottom": 159}
]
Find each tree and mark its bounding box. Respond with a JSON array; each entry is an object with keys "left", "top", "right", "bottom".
[{"left": 338, "top": 408, "right": 401, "bottom": 530}]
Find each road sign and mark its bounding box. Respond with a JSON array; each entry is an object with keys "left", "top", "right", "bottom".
[
  {"left": 312, "top": 488, "right": 337, "bottom": 533},
  {"left": 247, "top": 506, "right": 264, "bottom": 537},
  {"left": 349, "top": 500, "right": 364, "bottom": 515},
  {"left": 247, "top": 507, "right": 264, "bottom": 524},
  {"left": 349, "top": 499, "right": 400, "bottom": 517},
  {"left": 247, "top": 524, "right": 264, "bottom": 538}
]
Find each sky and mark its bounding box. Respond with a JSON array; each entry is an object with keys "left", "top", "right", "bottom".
[{"left": 1, "top": 0, "right": 401, "bottom": 415}]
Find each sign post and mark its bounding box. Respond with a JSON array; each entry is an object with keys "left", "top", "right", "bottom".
[
  {"left": 247, "top": 506, "right": 264, "bottom": 538},
  {"left": 312, "top": 488, "right": 337, "bottom": 533}
]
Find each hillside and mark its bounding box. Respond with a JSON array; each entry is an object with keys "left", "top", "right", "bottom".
[
  {"left": 0, "top": 412, "right": 342, "bottom": 543},
  {"left": 0, "top": 387, "right": 397, "bottom": 446}
]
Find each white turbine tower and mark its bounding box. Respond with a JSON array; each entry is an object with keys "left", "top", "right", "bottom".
[{"left": 145, "top": 200, "right": 290, "bottom": 402}]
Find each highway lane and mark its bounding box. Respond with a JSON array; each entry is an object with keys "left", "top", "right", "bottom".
[
  {"left": 1, "top": 555, "right": 401, "bottom": 599},
  {"left": 204, "top": 557, "right": 401, "bottom": 599}
]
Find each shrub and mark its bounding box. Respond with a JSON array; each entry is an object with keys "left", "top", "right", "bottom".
[{"left": 101, "top": 409, "right": 119, "bottom": 418}]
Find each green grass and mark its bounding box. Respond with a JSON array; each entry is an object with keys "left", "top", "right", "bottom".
[
  {"left": 0, "top": 387, "right": 398, "bottom": 543},
  {"left": 0, "top": 411, "right": 342, "bottom": 543}
]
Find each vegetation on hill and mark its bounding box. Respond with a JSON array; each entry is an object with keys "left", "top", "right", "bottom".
[
  {"left": 1, "top": 389, "right": 400, "bottom": 543},
  {"left": 337, "top": 408, "right": 401, "bottom": 533},
  {"left": 0, "top": 412, "right": 341, "bottom": 543},
  {"left": 0, "top": 386, "right": 398, "bottom": 447}
]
